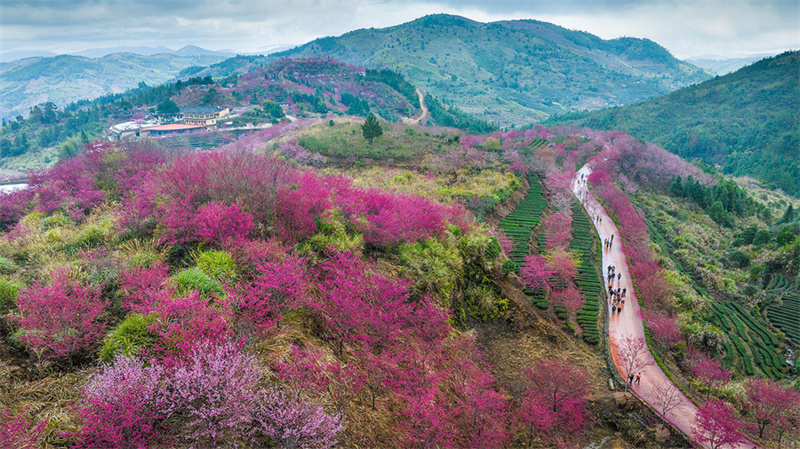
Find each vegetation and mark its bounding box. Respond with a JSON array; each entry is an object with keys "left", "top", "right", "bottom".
[
  {"left": 270, "top": 13, "right": 710, "bottom": 126},
  {"left": 360, "top": 114, "right": 383, "bottom": 142},
  {"left": 0, "top": 52, "right": 228, "bottom": 121},
  {"left": 550, "top": 51, "right": 800, "bottom": 196}
]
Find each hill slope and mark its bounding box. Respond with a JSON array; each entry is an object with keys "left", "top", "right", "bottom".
[
  {"left": 265, "top": 14, "right": 710, "bottom": 126},
  {"left": 0, "top": 52, "right": 228, "bottom": 120},
  {"left": 548, "top": 51, "right": 800, "bottom": 196}
]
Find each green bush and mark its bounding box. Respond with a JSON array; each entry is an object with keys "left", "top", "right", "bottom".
[
  {"left": 100, "top": 314, "right": 159, "bottom": 362},
  {"left": 195, "top": 250, "right": 237, "bottom": 282},
  {"left": 76, "top": 225, "right": 104, "bottom": 247},
  {"left": 40, "top": 212, "right": 71, "bottom": 229},
  {"left": 398, "top": 238, "right": 462, "bottom": 305},
  {"left": 501, "top": 259, "right": 517, "bottom": 275},
  {"left": 0, "top": 257, "right": 17, "bottom": 274},
  {"left": 727, "top": 250, "right": 751, "bottom": 268},
  {"left": 305, "top": 210, "right": 363, "bottom": 254},
  {"left": 464, "top": 284, "right": 508, "bottom": 321},
  {"left": 753, "top": 229, "right": 772, "bottom": 245},
  {"left": 172, "top": 268, "right": 224, "bottom": 298},
  {"left": 0, "top": 279, "right": 21, "bottom": 312},
  {"left": 127, "top": 252, "right": 161, "bottom": 269}
]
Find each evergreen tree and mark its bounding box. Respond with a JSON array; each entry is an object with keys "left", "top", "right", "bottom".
[
  {"left": 157, "top": 100, "right": 180, "bottom": 115},
  {"left": 361, "top": 114, "right": 383, "bottom": 142},
  {"left": 779, "top": 204, "right": 795, "bottom": 223}
]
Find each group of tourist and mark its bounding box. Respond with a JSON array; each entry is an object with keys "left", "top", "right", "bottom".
[
  {"left": 607, "top": 265, "right": 626, "bottom": 316},
  {"left": 603, "top": 234, "right": 615, "bottom": 250}
]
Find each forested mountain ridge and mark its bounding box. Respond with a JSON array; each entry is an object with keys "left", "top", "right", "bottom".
[
  {"left": 0, "top": 52, "right": 228, "bottom": 121},
  {"left": 547, "top": 51, "right": 800, "bottom": 196},
  {"left": 201, "top": 14, "right": 710, "bottom": 126}
]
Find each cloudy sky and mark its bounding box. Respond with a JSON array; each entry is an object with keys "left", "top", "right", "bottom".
[{"left": 1, "top": 0, "right": 798, "bottom": 59}]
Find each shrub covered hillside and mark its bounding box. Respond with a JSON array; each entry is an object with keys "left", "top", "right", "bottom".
[{"left": 0, "top": 136, "right": 632, "bottom": 448}]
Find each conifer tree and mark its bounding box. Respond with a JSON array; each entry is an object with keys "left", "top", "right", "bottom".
[{"left": 361, "top": 114, "right": 383, "bottom": 142}]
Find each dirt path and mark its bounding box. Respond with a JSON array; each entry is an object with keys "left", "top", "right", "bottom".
[
  {"left": 571, "top": 166, "right": 754, "bottom": 449},
  {"left": 402, "top": 89, "right": 428, "bottom": 125}
]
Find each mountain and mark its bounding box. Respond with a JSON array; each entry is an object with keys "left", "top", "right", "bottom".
[
  {"left": 262, "top": 14, "right": 711, "bottom": 126},
  {"left": 0, "top": 52, "right": 229, "bottom": 120},
  {"left": 0, "top": 50, "right": 58, "bottom": 63},
  {"left": 547, "top": 51, "right": 800, "bottom": 196},
  {"left": 687, "top": 54, "right": 774, "bottom": 75}
]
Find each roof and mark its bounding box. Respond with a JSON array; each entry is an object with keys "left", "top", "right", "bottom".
[
  {"left": 141, "top": 124, "right": 205, "bottom": 131},
  {"left": 181, "top": 106, "right": 225, "bottom": 114}
]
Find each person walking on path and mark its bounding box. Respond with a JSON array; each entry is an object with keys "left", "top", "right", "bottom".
[
  {"left": 628, "top": 373, "right": 634, "bottom": 385},
  {"left": 635, "top": 372, "right": 641, "bottom": 385}
]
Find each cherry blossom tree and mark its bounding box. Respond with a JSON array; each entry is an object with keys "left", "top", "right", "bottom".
[
  {"left": 692, "top": 399, "right": 747, "bottom": 449},
  {"left": 652, "top": 380, "right": 682, "bottom": 419},
  {"left": 688, "top": 352, "right": 731, "bottom": 401},
  {"left": 744, "top": 378, "right": 800, "bottom": 442},
  {"left": 520, "top": 358, "right": 589, "bottom": 448},
  {"left": 617, "top": 336, "right": 653, "bottom": 392},
  {"left": 520, "top": 255, "right": 556, "bottom": 290}
]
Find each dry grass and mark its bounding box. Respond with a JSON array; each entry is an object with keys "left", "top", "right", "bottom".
[{"left": 0, "top": 358, "right": 92, "bottom": 447}]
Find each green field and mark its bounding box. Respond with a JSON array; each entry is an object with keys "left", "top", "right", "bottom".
[
  {"left": 708, "top": 301, "right": 786, "bottom": 379},
  {"left": 499, "top": 174, "right": 547, "bottom": 308},
  {"left": 765, "top": 274, "right": 800, "bottom": 345},
  {"left": 569, "top": 199, "right": 603, "bottom": 344}
]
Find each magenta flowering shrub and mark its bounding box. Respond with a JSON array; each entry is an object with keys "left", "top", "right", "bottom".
[
  {"left": 312, "top": 250, "right": 450, "bottom": 352},
  {"left": 588, "top": 169, "right": 609, "bottom": 185},
  {"left": 150, "top": 292, "right": 232, "bottom": 358},
  {"left": 194, "top": 201, "right": 254, "bottom": 244},
  {"left": 165, "top": 342, "right": 262, "bottom": 445},
  {"left": 117, "top": 260, "right": 173, "bottom": 313},
  {"left": 76, "top": 357, "right": 168, "bottom": 449},
  {"left": 31, "top": 157, "right": 106, "bottom": 221},
  {"left": 643, "top": 310, "right": 683, "bottom": 347},
  {"left": 0, "top": 188, "right": 34, "bottom": 231},
  {"left": 9, "top": 269, "right": 107, "bottom": 361},
  {"left": 0, "top": 409, "right": 47, "bottom": 449},
  {"left": 544, "top": 212, "right": 572, "bottom": 250},
  {"left": 520, "top": 255, "right": 556, "bottom": 290},
  {"left": 354, "top": 190, "right": 450, "bottom": 247},
  {"left": 251, "top": 388, "right": 343, "bottom": 449},
  {"left": 228, "top": 251, "right": 308, "bottom": 336}
]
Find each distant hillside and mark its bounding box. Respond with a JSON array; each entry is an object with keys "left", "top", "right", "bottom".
[
  {"left": 548, "top": 51, "right": 800, "bottom": 196},
  {"left": 686, "top": 54, "right": 773, "bottom": 75},
  {"left": 260, "top": 14, "right": 711, "bottom": 126},
  {"left": 0, "top": 52, "right": 228, "bottom": 120}
]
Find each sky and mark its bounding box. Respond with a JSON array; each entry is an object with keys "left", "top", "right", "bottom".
[{"left": 1, "top": 0, "right": 798, "bottom": 60}]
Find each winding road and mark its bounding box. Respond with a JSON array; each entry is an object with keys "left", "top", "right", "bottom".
[
  {"left": 402, "top": 88, "right": 428, "bottom": 125},
  {"left": 571, "top": 165, "right": 754, "bottom": 449}
]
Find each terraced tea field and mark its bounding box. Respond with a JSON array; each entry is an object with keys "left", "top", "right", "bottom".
[
  {"left": 499, "top": 174, "right": 547, "bottom": 268},
  {"left": 765, "top": 274, "right": 800, "bottom": 345},
  {"left": 499, "top": 174, "right": 547, "bottom": 308},
  {"left": 569, "top": 199, "right": 602, "bottom": 344},
  {"left": 708, "top": 301, "right": 786, "bottom": 379}
]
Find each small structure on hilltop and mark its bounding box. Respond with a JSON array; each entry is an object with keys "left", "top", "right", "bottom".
[
  {"left": 138, "top": 123, "right": 208, "bottom": 137},
  {"left": 180, "top": 106, "right": 230, "bottom": 126},
  {"left": 138, "top": 106, "right": 230, "bottom": 137}
]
